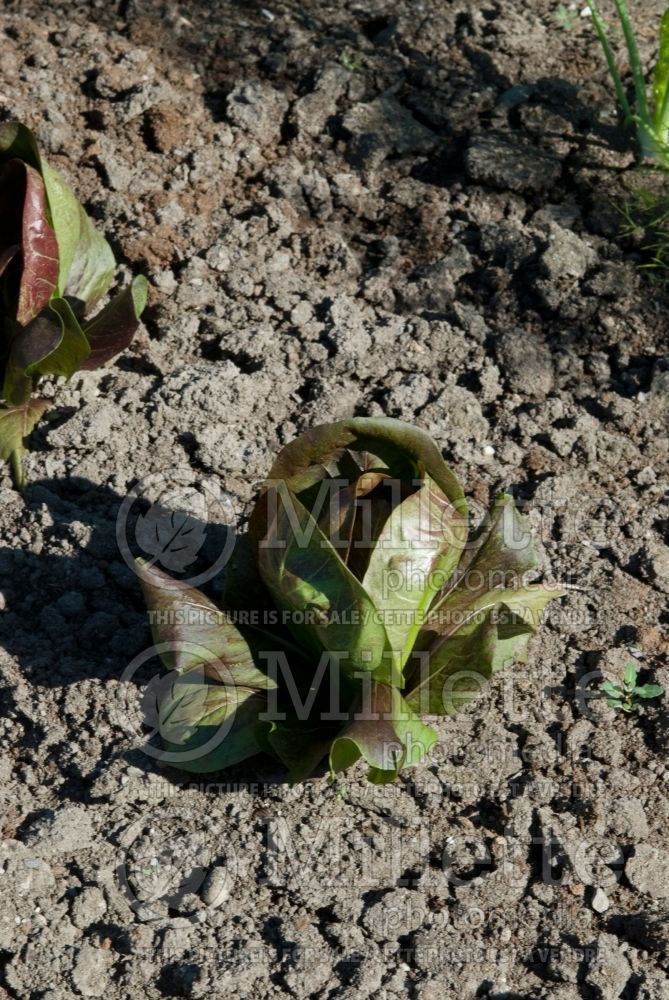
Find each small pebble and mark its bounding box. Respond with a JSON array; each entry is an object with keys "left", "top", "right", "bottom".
[{"left": 591, "top": 887, "right": 610, "bottom": 913}]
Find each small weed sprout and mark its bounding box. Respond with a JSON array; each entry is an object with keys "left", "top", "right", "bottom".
[
  {"left": 556, "top": 4, "right": 579, "bottom": 32},
  {"left": 339, "top": 50, "right": 363, "bottom": 73},
  {"left": 601, "top": 661, "right": 665, "bottom": 713}
]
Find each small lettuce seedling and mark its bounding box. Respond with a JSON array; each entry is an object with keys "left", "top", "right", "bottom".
[
  {"left": 586, "top": 1, "right": 669, "bottom": 167},
  {"left": 0, "top": 121, "right": 148, "bottom": 486},
  {"left": 601, "top": 661, "right": 665, "bottom": 713},
  {"left": 139, "top": 418, "right": 564, "bottom": 784}
]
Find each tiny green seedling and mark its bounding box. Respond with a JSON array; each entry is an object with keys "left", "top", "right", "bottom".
[
  {"left": 340, "top": 50, "right": 363, "bottom": 73},
  {"left": 556, "top": 4, "right": 579, "bottom": 32},
  {"left": 601, "top": 661, "right": 665, "bottom": 713},
  {"left": 586, "top": 1, "right": 669, "bottom": 167}
]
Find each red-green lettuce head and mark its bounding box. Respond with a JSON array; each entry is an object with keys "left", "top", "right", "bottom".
[{"left": 249, "top": 418, "right": 469, "bottom": 683}]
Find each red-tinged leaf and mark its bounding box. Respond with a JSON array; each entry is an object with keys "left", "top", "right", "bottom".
[
  {"left": 429, "top": 492, "right": 540, "bottom": 618},
  {"left": 3, "top": 300, "right": 91, "bottom": 405},
  {"left": 39, "top": 160, "right": 116, "bottom": 309},
  {"left": 2, "top": 314, "right": 62, "bottom": 405},
  {"left": 329, "top": 681, "right": 437, "bottom": 784},
  {"left": 138, "top": 561, "right": 278, "bottom": 773},
  {"left": 137, "top": 560, "right": 277, "bottom": 689},
  {"left": 249, "top": 417, "right": 469, "bottom": 552},
  {"left": 158, "top": 671, "right": 268, "bottom": 773},
  {"left": 406, "top": 588, "right": 564, "bottom": 716},
  {"left": 257, "top": 484, "right": 393, "bottom": 682},
  {"left": 316, "top": 470, "right": 389, "bottom": 560},
  {"left": 79, "top": 275, "right": 149, "bottom": 370},
  {"left": 2, "top": 160, "right": 60, "bottom": 326}
]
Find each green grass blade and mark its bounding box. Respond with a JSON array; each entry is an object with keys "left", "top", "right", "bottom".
[
  {"left": 653, "top": 8, "right": 669, "bottom": 142},
  {"left": 613, "top": 0, "right": 650, "bottom": 120},
  {"left": 587, "top": 0, "right": 633, "bottom": 122}
]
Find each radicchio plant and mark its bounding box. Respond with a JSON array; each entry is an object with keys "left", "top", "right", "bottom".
[
  {"left": 139, "top": 418, "right": 564, "bottom": 784},
  {"left": 0, "top": 121, "right": 148, "bottom": 486}
]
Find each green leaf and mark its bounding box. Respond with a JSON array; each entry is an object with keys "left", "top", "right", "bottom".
[
  {"left": 0, "top": 121, "right": 42, "bottom": 170},
  {"left": 406, "top": 609, "right": 495, "bottom": 715},
  {"left": 38, "top": 160, "right": 82, "bottom": 298},
  {"left": 80, "top": 275, "right": 148, "bottom": 370},
  {"left": 329, "top": 682, "right": 437, "bottom": 784},
  {"left": 612, "top": 0, "right": 650, "bottom": 123},
  {"left": 405, "top": 491, "right": 550, "bottom": 712},
  {"left": 623, "top": 661, "right": 638, "bottom": 688},
  {"left": 137, "top": 560, "right": 277, "bottom": 689},
  {"left": 429, "top": 493, "right": 540, "bottom": 620},
  {"left": 256, "top": 484, "right": 393, "bottom": 682},
  {"left": 40, "top": 160, "right": 116, "bottom": 310},
  {"left": 585, "top": 2, "right": 633, "bottom": 123},
  {"left": 158, "top": 666, "right": 268, "bottom": 773},
  {"left": 0, "top": 398, "right": 49, "bottom": 488},
  {"left": 425, "top": 580, "right": 563, "bottom": 645},
  {"left": 137, "top": 562, "right": 283, "bottom": 774},
  {"left": 606, "top": 698, "right": 624, "bottom": 709},
  {"left": 38, "top": 298, "right": 91, "bottom": 378},
  {"left": 256, "top": 719, "right": 338, "bottom": 783},
  {"left": 2, "top": 314, "right": 61, "bottom": 405},
  {"left": 0, "top": 122, "right": 117, "bottom": 312},
  {"left": 601, "top": 680, "right": 623, "bottom": 698},
  {"left": 653, "top": 8, "right": 669, "bottom": 139},
  {"left": 407, "top": 587, "right": 562, "bottom": 716},
  {"left": 633, "top": 683, "right": 664, "bottom": 700},
  {"left": 0, "top": 398, "right": 49, "bottom": 459},
  {"left": 361, "top": 475, "right": 466, "bottom": 675},
  {"left": 2, "top": 300, "right": 91, "bottom": 405}
]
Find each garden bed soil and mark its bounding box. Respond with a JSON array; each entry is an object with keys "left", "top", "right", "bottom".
[{"left": 1, "top": 1, "right": 669, "bottom": 998}]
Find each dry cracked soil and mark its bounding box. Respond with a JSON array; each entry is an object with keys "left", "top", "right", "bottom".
[{"left": 1, "top": 0, "right": 669, "bottom": 998}]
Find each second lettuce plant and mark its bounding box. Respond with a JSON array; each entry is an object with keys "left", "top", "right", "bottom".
[
  {"left": 139, "top": 418, "right": 564, "bottom": 784},
  {"left": 0, "top": 121, "right": 148, "bottom": 485}
]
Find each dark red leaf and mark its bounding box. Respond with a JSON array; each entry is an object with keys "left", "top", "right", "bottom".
[
  {"left": 79, "top": 275, "right": 148, "bottom": 370},
  {"left": 16, "top": 162, "right": 59, "bottom": 325}
]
